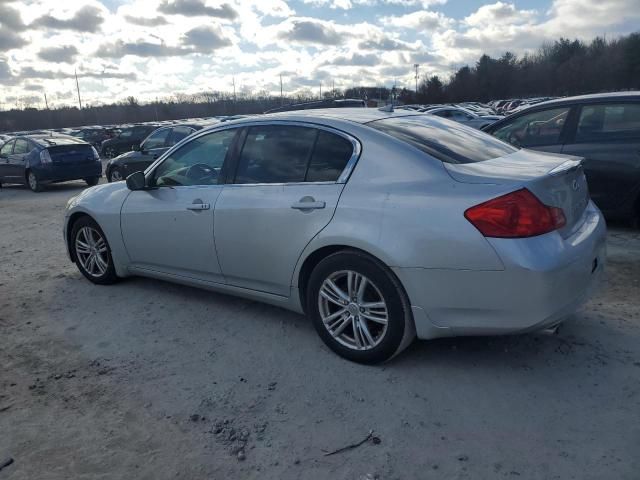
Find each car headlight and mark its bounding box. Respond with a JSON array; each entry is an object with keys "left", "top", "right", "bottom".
[{"left": 65, "top": 195, "right": 78, "bottom": 211}]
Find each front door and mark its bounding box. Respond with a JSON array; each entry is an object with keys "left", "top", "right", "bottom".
[
  {"left": 120, "top": 128, "right": 238, "bottom": 282},
  {"left": 8, "top": 139, "right": 31, "bottom": 182},
  {"left": 0, "top": 140, "right": 16, "bottom": 181},
  {"left": 214, "top": 124, "right": 356, "bottom": 296}
]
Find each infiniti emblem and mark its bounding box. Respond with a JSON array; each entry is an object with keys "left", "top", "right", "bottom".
[{"left": 572, "top": 180, "right": 580, "bottom": 191}]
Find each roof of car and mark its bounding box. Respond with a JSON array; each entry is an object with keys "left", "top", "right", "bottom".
[
  {"left": 22, "top": 134, "right": 91, "bottom": 147},
  {"left": 532, "top": 91, "right": 640, "bottom": 109},
  {"left": 250, "top": 108, "right": 427, "bottom": 125}
]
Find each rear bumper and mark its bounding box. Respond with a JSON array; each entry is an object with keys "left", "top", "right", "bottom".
[
  {"left": 33, "top": 162, "right": 102, "bottom": 183},
  {"left": 395, "top": 201, "right": 606, "bottom": 339}
]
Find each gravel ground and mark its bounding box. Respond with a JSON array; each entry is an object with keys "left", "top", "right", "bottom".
[{"left": 1, "top": 180, "right": 639, "bottom": 480}]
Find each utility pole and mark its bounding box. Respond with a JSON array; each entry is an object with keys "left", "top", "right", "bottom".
[
  {"left": 332, "top": 80, "right": 335, "bottom": 98},
  {"left": 280, "top": 74, "right": 283, "bottom": 105},
  {"left": 232, "top": 76, "right": 236, "bottom": 103},
  {"left": 414, "top": 64, "right": 419, "bottom": 99},
  {"left": 43, "top": 92, "right": 49, "bottom": 110},
  {"left": 319, "top": 81, "right": 322, "bottom": 99},
  {"left": 75, "top": 69, "right": 83, "bottom": 110}
]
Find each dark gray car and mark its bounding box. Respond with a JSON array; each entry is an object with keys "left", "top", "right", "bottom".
[
  {"left": 483, "top": 92, "right": 640, "bottom": 224},
  {"left": 105, "top": 123, "right": 216, "bottom": 182}
]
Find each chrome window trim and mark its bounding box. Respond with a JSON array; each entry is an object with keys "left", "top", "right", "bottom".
[{"left": 145, "top": 120, "right": 362, "bottom": 186}]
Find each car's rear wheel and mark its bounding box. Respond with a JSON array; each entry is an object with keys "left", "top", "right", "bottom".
[
  {"left": 26, "top": 170, "right": 43, "bottom": 192},
  {"left": 307, "top": 250, "right": 414, "bottom": 364},
  {"left": 108, "top": 167, "right": 123, "bottom": 182},
  {"left": 85, "top": 176, "right": 100, "bottom": 186},
  {"left": 71, "top": 216, "right": 118, "bottom": 285}
]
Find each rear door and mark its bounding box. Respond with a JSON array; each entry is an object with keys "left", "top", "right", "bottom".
[
  {"left": 561, "top": 102, "right": 640, "bottom": 215},
  {"left": 214, "top": 123, "right": 358, "bottom": 296}
]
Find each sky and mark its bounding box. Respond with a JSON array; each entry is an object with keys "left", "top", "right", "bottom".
[{"left": 0, "top": 0, "right": 639, "bottom": 109}]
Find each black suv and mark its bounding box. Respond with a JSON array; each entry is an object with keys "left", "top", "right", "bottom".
[
  {"left": 483, "top": 92, "right": 640, "bottom": 224},
  {"left": 100, "top": 124, "right": 161, "bottom": 158}
]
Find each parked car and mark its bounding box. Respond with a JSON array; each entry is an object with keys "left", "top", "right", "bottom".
[
  {"left": 72, "top": 127, "right": 118, "bottom": 149},
  {"left": 63, "top": 110, "right": 605, "bottom": 363},
  {"left": 483, "top": 92, "right": 640, "bottom": 224},
  {"left": 426, "top": 106, "right": 502, "bottom": 129},
  {"left": 0, "top": 134, "right": 101, "bottom": 191},
  {"left": 104, "top": 122, "right": 218, "bottom": 182},
  {"left": 100, "top": 124, "right": 160, "bottom": 158}
]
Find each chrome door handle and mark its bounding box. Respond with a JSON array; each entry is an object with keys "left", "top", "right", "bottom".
[
  {"left": 291, "top": 199, "right": 326, "bottom": 210},
  {"left": 187, "top": 201, "right": 210, "bottom": 211}
]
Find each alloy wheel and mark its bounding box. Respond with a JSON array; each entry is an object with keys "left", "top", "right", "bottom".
[
  {"left": 318, "top": 270, "right": 388, "bottom": 351},
  {"left": 28, "top": 172, "right": 38, "bottom": 191},
  {"left": 110, "top": 169, "right": 123, "bottom": 182},
  {"left": 75, "top": 226, "right": 109, "bottom": 277}
]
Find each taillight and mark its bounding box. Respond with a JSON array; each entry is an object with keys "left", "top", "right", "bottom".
[
  {"left": 91, "top": 146, "right": 100, "bottom": 161},
  {"left": 464, "top": 188, "right": 566, "bottom": 238},
  {"left": 39, "top": 149, "right": 52, "bottom": 164}
]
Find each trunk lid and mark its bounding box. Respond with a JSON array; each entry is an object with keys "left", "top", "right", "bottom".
[
  {"left": 445, "top": 149, "right": 590, "bottom": 237},
  {"left": 48, "top": 144, "right": 95, "bottom": 164}
]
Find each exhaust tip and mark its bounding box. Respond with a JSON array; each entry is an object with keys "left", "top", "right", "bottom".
[{"left": 540, "top": 324, "right": 560, "bottom": 336}]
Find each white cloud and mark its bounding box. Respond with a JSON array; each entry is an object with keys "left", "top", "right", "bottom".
[{"left": 0, "top": 0, "right": 638, "bottom": 107}]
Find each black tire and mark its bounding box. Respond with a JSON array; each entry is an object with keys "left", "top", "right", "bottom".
[
  {"left": 306, "top": 250, "right": 414, "bottom": 364},
  {"left": 85, "top": 176, "right": 100, "bottom": 186},
  {"left": 26, "top": 170, "right": 43, "bottom": 192},
  {"left": 70, "top": 216, "right": 118, "bottom": 285},
  {"left": 108, "top": 167, "right": 123, "bottom": 183}
]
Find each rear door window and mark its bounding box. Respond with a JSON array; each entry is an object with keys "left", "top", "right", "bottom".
[
  {"left": 234, "top": 126, "right": 316, "bottom": 184},
  {"left": 306, "top": 130, "right": 353, "bottom": 182},
  {"left": 575, "top": 103, "right": 640, "bottom": 142},
  {"left": 492, "top": 107, "right": 570, "bottom": 147},
  {"left": 369, "top": 117, "right": 516, "bottom": 164}
]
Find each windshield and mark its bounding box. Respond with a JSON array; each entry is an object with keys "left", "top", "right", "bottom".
[{"left": 368, "top": 116, "right": 517, "bottom": 164}]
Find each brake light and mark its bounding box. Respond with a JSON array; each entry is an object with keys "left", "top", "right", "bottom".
[
  {"left": 91, "top": 146, "right": 100, "bottom": 161},
  {"left": 464, "top": 188, "right": 566, "bottom": 238},
  {"left": 39, "top": 149, "right": 52, "bottom": 164}
]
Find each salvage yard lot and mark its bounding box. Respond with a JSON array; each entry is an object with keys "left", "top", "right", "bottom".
[{"left": 1, "top": 181, "right": 639, "bottom": 480}]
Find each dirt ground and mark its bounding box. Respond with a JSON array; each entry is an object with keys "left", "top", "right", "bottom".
[{"left": 1, "top": 180, "right": 639, "bottom": 480}]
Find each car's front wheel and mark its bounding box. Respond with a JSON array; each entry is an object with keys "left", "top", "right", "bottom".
[
  {"left": 307, "top": 250, "right": 414, "bottom": 364},
  {"left": 85, "top": 176, "right": 100, "bottom": 186},
  {"left": 70, "top": 216, "right": 118, "bottom": 285},
  {"left": 108, "top": 167, "right": 123, "bottom": 182}
]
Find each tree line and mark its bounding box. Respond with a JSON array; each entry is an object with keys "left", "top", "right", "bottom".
[
  {"left": 417, "top": 32, "right": 640, "bottom": 104},
  {"left": 1, "top": 31, "right": 639, "bottom": 132}
]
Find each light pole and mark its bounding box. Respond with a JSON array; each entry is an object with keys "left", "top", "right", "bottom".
[{"left": 414, "top": 64, "right": 419, "bottom": 99}]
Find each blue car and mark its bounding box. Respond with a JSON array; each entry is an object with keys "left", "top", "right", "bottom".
[{"left": 0, "top": 134, "right": 102, "bottom": 192}]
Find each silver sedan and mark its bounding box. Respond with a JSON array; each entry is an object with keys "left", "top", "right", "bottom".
[{"left": 63, "top": 109, "right": 606, "bottom": 363}]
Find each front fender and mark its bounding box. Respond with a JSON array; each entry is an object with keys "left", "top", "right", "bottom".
[{"left": 64, "top": 182, "right": 132, "bottom": 277}]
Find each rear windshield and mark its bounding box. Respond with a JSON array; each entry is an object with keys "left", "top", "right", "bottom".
[{"left": 368, "top": 117, "right": 517, "bottom": 164}]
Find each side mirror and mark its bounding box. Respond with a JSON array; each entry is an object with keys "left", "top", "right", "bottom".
[
  {"left": 126, "top": 171, "right": 146, "bottom": 191},
  {"left": 132, "top": 144, "right": 141, "bottom": 152}
]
